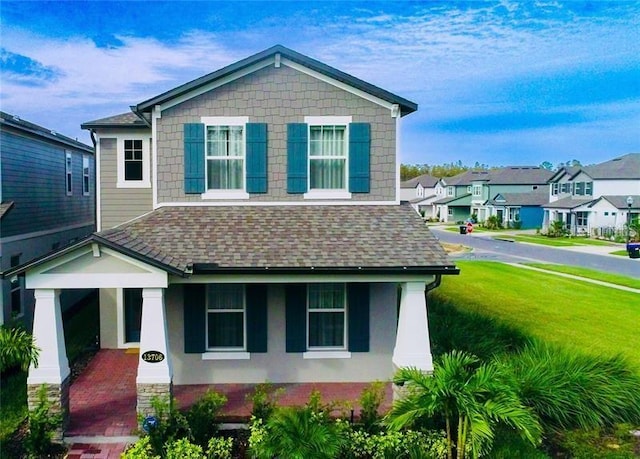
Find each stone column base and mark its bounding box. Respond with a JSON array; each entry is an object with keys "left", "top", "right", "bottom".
[
  {"left": 27, "top": 377, "right": 70, "bottom": 442},
  {"left": 136, "top": 383, "right": 173, "bottom": 417}
]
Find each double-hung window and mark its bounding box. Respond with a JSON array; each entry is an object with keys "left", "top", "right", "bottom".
[
  {"left": 508, "top": 207, "right": 520, "bottom": 221},
  {"left": 585, "top": 182, "right": 593, "bottom": 195},
  {"left": 83, "top": 156, "right": 90, "bottom": 196},
  {"left": 117, "top": 135, "right": 150, "bottom": 188},
  {"left": 447, "top": 186, "right": 454, "bottom": 197},
  {"left": 472, "top": 185, "right": 482, "bottom": 197},
  {"left": 65, "top": 151, "right": 72, "bottom": 196},
  {"left": 309, "top": 125, "right": 347, "bottom": 190},
  {"left": 207, "top": 284, "right": 245, "bottom": 350},
  {"left": 307, "top": 283, "right": 346, "bottom": 350},
  {"left": 206, "top": 125, "right": 244, "bottom": 190},
  {"left": 552, "top": 183, "right": 559, "bottom": 195},
  {"left": 576, "top": 211, "right": 588, "bottom": 227}
]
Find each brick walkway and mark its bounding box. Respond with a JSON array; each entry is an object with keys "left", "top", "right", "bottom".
[{"left": 66, "top": 349, "right": 392, "bottom": 457}]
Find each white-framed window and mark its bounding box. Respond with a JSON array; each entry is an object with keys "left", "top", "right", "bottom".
[
  {"left": 307, "top": 283, "right": 347, "bottom": 350},
  {"left": 207, "top": 284, "right": 246, "bottom": 350},
  {"left": 551, "top": 183, "right": 559, "bottom": 195},
  {"left": 585, "top": 182, "right": 593, "bottom": 195},
  {"left": 561, "top": 182, "right": 572, "bottom": 194},
  {"left": 10, "top": 255, "right": 22, "bottom": 317},
  {"left": 508, "top": 207, "right": 520, "bottom": 221},
  {"left": 448, "top": 207, "right": 453, "bottom": 216},
  {"left": 117, "top": 135, "right": 151, "bottom": 188},
  {"left": 472, "top": 185, "right": 482, "bottom": 197},
  {"left": 201, "top": 116, "right": 249, "bottom": 199},
  {"left": 447, "top": 186, "right": 454, "bottom": 197},
  {"left": 467, "top": 185, "right": 472, "bottom": 193},
  {"left": 65, "top": 151, "right": 72, "bottom": 196},
  {"left": 304, "top": 116, "right": 351, "bottom": 199},
  {"left": 576, "top": 211, "right": 588, "bottom": 227},
  {"left": 83, "top": 156, "right": 90, "bottom": 196}
]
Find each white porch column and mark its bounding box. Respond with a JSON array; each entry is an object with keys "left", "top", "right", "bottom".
[
  {"left": 27, "top": 289, "right": 70, "bottom": 438},
  {"left": 28, "top": 289, "right": 70, "bottom": 384},
  {"left": 392, "top": 282, "right": 433, "bottom": 372},
  {"left": 136, "top": 288, "right": 172, "bottom": 416}
]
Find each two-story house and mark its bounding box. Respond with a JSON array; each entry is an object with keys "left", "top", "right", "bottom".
[
  {"left": 473, "top": 167, "right": 552, "bottom": 229},
  {"left": 399, "top": 173, "right": 443, "bottom": 218},
  {"left": 7, "top": 46, "right": 458, "bottom": 431},
  {"left": 542, "top": 153, "right": 640, "bottom": 235},
  {"left": 432, "top": 170, "right": 488, "bottom": 222},
  {"left": 0, "top": 112, "right": 95, "bottom": 328}
]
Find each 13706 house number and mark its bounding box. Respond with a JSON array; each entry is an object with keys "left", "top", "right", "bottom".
[{"left": 141, "top": 351, "right": 165, "bottom": 363}]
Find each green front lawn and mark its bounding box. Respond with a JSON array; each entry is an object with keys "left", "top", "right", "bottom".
[
  {"left": 431, "top": 261, "right": 640, "bottom": 368},
  {"left": 523, "top": 263, "right": 640, "bottom": 290},
  {"left": 497, "top": 234, "right": 621, "bottom": 248}
]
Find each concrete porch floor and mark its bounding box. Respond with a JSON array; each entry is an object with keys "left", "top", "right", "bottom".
[{"left": 67, "top": 349, "right": 393, "bottom": 438}]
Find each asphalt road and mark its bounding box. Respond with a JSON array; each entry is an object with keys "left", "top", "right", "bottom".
[{"left": 430, "top": 227, "right": 640, "bottom": 279}]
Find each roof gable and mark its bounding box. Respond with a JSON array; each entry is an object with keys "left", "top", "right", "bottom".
[{"left": 135, "top": 45, "right": 417, "bottom": 117}]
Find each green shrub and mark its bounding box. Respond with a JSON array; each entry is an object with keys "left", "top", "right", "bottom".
[
  {"left": 122, "top": 436, "right": 160, "bottom": 459},
  {"left": 345, "top": 428, "right": 448, "bottom": 458},
  {"left": 556, "top": 424, "right": 639, "bottom": 459},
  {"left": 24, "top": 385, "right": 62, "bottom": 458},
  {"left": 484, "top": 215, "right": 503, "bottom": 230},
  {"left": 500, "top": 342, "right": 640, "bottom": 431},
  {"left": 248, "top": 405, "right": 346, "bottom": 459},
  {"left": 165, "top": 437, "right": 204, "bottom": 458},
  {"left": 358, "top": 381, "right": 386, "bottom": 433},
  {"left": 246, "top": 382, "right": 285, "bottom": 422},
  {"left": 206, "top": 436, "right": 233, "bottom": 459},
  {"left": 0, "top": 324, "right": 39, "bottom": 373},
  {"left": 139, "top": 395, "right": 190, "bottom": 457},
  {"left": 186, "top": 390, "right": 227, "bottom": 448}
]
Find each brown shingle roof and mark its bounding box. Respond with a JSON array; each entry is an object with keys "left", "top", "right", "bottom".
[{"left": 96, "top": 204, "right": 456, "bottom": 274}]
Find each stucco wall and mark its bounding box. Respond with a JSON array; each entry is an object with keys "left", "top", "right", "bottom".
[
  {"left": 163, "top": 282, "right": 398, "bottom": 384},
  {"left": 156, "top": 64, "right": 397, "bottom": 203}
]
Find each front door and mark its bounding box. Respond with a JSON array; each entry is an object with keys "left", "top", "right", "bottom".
[
  {"left": 496, "top": 209, "right": 504, "bottom": 224},
  {"left": 124, "top": 288, "right": 143, "bottom": 343}
]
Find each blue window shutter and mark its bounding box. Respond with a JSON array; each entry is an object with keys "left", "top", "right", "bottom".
[
  {"left": 184, "top": 123, "right": 205, "bottom": 194},
  {"left": 184, "top": 284, "right": 206, "bottom": 353},
  {"left": 348, "top": 123, "right": 370, "bottom": 193},
  {"left": 287, "top": 123, "right": 308, "bottom": 193},
  {"left": 246, "top": 123, "right": 268, "bottom": 193},
  {"left": 246, "top": 284, "right": 268, "bottom": 353},
  {"left": 285, "top": 284, "right": 307, "bottom": 352},
  {"left": 347, "top": 283, "right": 370, "bottom": 352}
]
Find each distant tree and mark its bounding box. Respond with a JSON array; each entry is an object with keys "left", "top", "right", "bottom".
[
  {"left": 401, "top": 161, "right": 492, "bottom": 180},
  {"left": 539, "top": 161, "right": 553, "bottom": 170},
  {"left": 400, "top": 164, "right": 431, "bottom": 181}
]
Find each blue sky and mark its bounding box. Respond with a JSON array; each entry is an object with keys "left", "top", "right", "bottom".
[{"left": 1, "top": 1, "right": 638, "bottom": 167}]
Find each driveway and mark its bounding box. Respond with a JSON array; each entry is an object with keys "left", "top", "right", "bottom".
[{"left": 431, "top": 227, "right": 640, "bottom": 278}]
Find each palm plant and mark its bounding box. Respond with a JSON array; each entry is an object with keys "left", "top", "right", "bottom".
[
  {"left": 386, "top": 351, "right": 541, "bottom": 459},
  {"left": 0, "top": 324, "right": 39, "bottom": 373},
  {"left": 249, "top": 405, "right": 346, "bottom": 459}
]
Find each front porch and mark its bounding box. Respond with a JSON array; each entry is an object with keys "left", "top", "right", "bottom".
[{"left": 67, "top": 349, "right": 393, "bottom": 438}]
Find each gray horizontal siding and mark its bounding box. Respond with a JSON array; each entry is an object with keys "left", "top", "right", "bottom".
[
  {"left": 0, "top": 129, "right": 95, "bottom": 238},
  {"left": 99, "top": 138, "right": 152, "bottom": 229}
]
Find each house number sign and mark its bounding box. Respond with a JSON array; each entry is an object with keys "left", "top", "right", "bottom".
[{"left": 141, "top": 351, "right": 165, "bottom": 363}]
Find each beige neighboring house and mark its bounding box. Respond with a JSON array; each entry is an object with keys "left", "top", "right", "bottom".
[
  {"left": 400, "top": 174, "right": 443, "bottom": 218},
  {"left": 7, "top": 45, "right": 458, "bottom": 433}
]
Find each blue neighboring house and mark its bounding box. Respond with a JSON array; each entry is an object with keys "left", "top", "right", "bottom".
[{"left": 0, "top": 111, "right": 96, "bottom": 328}]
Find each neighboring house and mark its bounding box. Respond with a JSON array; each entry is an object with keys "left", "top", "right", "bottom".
[
  {"left": 484, "top": 189, "right": 550, "bottom": 229},
  {"left": 7, "top": 46, "right": 458, "bottom": 430},
  {"left": 0, "top": 112, "right": 95, "bottom": 328},
  {"left": 432, "top": 170, "right": 487, "bottom": 222},
  {"left": 542, "top": 153, "right": 640, "bottom": 235},
  {"left": 399, "top": 173, "right": 443, "bottom": 218}
]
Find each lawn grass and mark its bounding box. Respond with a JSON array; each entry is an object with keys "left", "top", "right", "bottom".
[
  {"left": 498, "top": 234, "right": 620, "bottom": 248},
  {"left": 523, "top": 263, "right": 640, "bottom": 290},
  {"left": 430, "top": 261, "right": 640, "bottom": 369},
  {"left": 611, "top": 250, "right": 630, "bottom": 257},
  {"left": 0, "top": 293, "right": 99, "bottom": 448}
]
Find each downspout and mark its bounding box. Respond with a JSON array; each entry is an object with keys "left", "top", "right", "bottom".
[{"left": 424, "top": 274, "right": 442, "bottom": 309}]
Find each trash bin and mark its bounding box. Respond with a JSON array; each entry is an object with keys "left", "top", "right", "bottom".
[
  {"left": 628, "top": 243, "right": 640, "bottom": 259},
  {"left": 459, "top": 225, "right": 467, "bottom": 235}
]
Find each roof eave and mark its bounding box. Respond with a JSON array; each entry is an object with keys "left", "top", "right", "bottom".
[{"left": 191, "top": 264, "right": 459, "bottom": 276}]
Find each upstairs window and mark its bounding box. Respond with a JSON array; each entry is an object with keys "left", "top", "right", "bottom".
[
  {"left": 124, "top": 140, "right": 143, "bottom": 181},
  {"left": 472, "top": 185, "right": 482, "bottom": 197},
  {"left": 206, "top": 125, "right": 244, "bottom": 190},
  {"left": 65, "top": 151, "right": 72, "bottom": 196},
  {"left": 585, "top": 182, "right": 593, "bottom": 195},
  {"left": 309, "top": 125, "right": 347, "bottom": 190},
  {"left": 561, "top": 182, "right": 572, "bottom": 194},
  {"left": 117, "top": 136, "right": 150, "bottom": 188},
  {"left": 83, "top": 156, "right": 90, "bottom": 195},
  {"left": 551, "top": 183, "right": 559, "bottom": 195},
  {"left": 574, "top": 182, "right": 585, "bottom": 195},
  {"left": 447, "top": 186, "right": 454, "bottom": 197}
]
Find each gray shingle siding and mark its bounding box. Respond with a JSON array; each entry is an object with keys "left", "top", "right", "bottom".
[
  {"left": 156, "top": 65, "right": 396, "bottom": 203},
  {"left": 0, "top": 129, "right": 95, "bottom": 237},
  {"left": 98, "top": 138, "right": 153, "bottom": 229}
]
